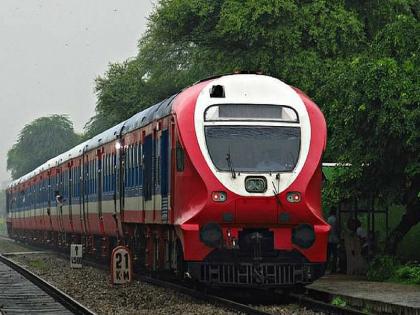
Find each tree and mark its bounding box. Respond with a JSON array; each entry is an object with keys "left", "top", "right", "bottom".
[
  {"left": 86, "top": 0, "right": 365, "bottom": 135},
  {"left": 7, "top": 115, "right": 81, "bottom": 180},
  {"left": 319, "top": 13, "right": 419, "bottom": 254},
  {"left": 87, "top": 0, "right": 418, "bottom": 253}
]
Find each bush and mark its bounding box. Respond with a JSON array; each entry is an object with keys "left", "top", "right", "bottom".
[
  {"left": 331, "top": 296, "right": 347, "bottom": 307},
  {"left": 367, "top": 256, "right": 399, "bottom": 281},
  {"left": 367, "top": 256, "right": 420, "bottom": 285},
  {"left": 394, "top": 265, "right": 420, "bottom": 284}
]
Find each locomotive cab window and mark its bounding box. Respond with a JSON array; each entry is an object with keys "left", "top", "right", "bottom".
[
  {"left": 205, "top": 104, "right": 298, "bottom": 122},
  {"left": 205, "top": 126, "right": 300, "bottom": 173}
]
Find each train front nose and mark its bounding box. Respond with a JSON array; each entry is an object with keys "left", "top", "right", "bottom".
[
  {"left": 235, "top": 197, "right": 278, "bottom": 224},
  {"left": 188, "top": 224, "right": 321, "bottom": 288}
]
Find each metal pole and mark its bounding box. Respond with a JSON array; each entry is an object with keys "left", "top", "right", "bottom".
[{"left": 386, "top": 205, "right": 389, "bottom": 238}]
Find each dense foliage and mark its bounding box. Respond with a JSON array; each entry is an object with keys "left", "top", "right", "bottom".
[
  {"left": 367, "top": 256, "right": 420, "bottom": 284},
  {"left": 319, "top": 8, "right": 419, "bottom": 253},
  {"left": 84, "top": 0, "right": 418, "bottom": 253},
  {"left": 86, "top": 0, "right": 367, "bottom": 138},
  {"left": 7, "top": 115, "right": 81, "bottom": 180},
  {"left": 367, "top": 255, "right": 400, "bottom": 281}
]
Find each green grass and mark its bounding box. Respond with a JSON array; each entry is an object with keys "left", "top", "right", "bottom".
[
  {"left": 331, "top": 296, "right": 347, "bottom": 307},
  {"left": 0, "top": 217, "right": 7, "bottom": 236},
  {"left": 391, "top": 265, "right": 420, "bottom": 285},
  {"left": 27, "top": 258, "right": 47, "bottom": 272},
  {"left": 367, "top": 255, "right": 420, "bottom": 285}
]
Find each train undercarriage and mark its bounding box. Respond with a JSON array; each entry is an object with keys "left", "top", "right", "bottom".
[{"left": 7, "top": 223, "right": 325, "bottom": 289}]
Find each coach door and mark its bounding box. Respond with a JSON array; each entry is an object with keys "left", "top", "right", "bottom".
[
  {"left": 68, "top": 164, "right": 73, "bottom": 232},
  {"left": 77, "top": 159, "right": 86, "bottom": 234},
  {"left": 143, "top": 134, "right": 154, "bottom": 221},
  {"left": 82, "top": 154, "right": 90, "bottom": 234},
  {"left": 47, "top": 171, "right": 53, "bottom": 230},
  {"left": 116, "top": 146, "right": 123, "bottom": 215},
  {"left": 160, "top": 129, "right": 169, "bottom": 223},
  {"left": 113, "top": 145, "right": 124, "bottom": 235},
  {"left": 97, "top": 150, "right": 103, "bottom": 232},
  {"left": 58, "top": 167, "right": 65, "bottom": 234}
]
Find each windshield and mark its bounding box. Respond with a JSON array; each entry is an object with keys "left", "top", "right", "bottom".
[{"left": 204, "top": 126, "right": 300, "bottom": 172}]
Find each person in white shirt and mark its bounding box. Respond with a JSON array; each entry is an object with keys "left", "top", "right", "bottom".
[{"left": 55, "top": 190, "right": 64, "bottom": 207}]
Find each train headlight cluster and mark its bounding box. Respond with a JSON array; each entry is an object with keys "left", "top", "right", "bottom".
[
  {"left": 200, "top": 222, "right": 223, "bottom": 248},
  {"left": 292, "top": 224, "right": 315, "bottom": 249},
  {"left": 245, "top": 177, "right": 267, "bottom": 193},
  {"left": 211, "top": 191, "right": 227, "bottom": 202},
  {"left": 287, "top": 192, "right": 301, "bottom": 203}
]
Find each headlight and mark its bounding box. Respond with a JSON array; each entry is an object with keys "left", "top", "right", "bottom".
[
  {"left": 211, "top": 191, "right": 227, "bottom": 202},
  {"left": 245, "top": 177, "right": 267, "bottom": 193},
  {"left": 287, "top": 191, "right": 301, "bottom": 203},
  {"left": 292, "top": 224, "right": 315, "bottom": 249},
  {"left": 200, "top": 223, "right": 223, "bottom": 248}
]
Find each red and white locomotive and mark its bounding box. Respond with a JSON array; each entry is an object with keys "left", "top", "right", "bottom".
[{"left": 6, "top": 74, "right": 328, "bottom": 288}]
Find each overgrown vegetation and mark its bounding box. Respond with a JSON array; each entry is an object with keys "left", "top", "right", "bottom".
[
  {"left": 367, "top": 256, "right": 400, "bottom": 281},
  {"left": 0, "top": 189, "right": 5, "bottom": 217},
  {"left": 331, "top": 296, "right": 347, "bottom": 308},
  {"left": 367, "top": 256, "right": 420, "bottom": 285},
  {"left": 0, "top": 217, "right": 6, "bottom": 236},
  {"left": 0, "top": 190, "right": 6, "bottom": 237},
  {"left": 394, "top": 265, "right": 420, "bottom": 285},
  {"left": 27, "top": 258, "right": 48, "bottom": 273}
]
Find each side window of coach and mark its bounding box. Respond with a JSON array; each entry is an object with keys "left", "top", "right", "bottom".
[{"left": 176, "top": 142, "right": 185, "bottom": 172}]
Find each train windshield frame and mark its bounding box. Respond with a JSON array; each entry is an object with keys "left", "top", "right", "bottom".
[
  {"left": 204, "top": 104, "right": 299, "bottom": 122},
  {"left": 204, "top": 125, "right": 301, "bottom": 173}
]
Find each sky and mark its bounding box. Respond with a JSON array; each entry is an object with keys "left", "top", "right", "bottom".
[{"left": 0, "top": 0, "right": 154, "bottom": 186}]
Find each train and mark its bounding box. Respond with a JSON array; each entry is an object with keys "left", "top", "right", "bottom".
[{"left": 6, "top": 73, "right": 328, "bottom": 288}]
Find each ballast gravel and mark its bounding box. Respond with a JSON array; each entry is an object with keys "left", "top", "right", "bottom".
[
  {"left": 0, "top": 238, "right": 324, "bottom": 315},
  {"left": 0, "top": 238, "right": 35, "bottom": 253},
  {"left": 257, "top": 305, "right": 325, "bottom": 315},
  {"left": 10, "top": 253, "right": 236, "bottom": 315}
]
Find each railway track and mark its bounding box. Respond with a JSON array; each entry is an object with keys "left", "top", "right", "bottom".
[
  {"left": 137, "top": 274, "right": 368, "bottom": 315},
  {"left": 137, "top": 274, "right": 273, "bottom": 315},
  {"left": 0, "top": 234, "right": 13, "bottom": 241},
  {"left": 2, "top": 236, "right": 367, "bottom": 315},
  {"left": 0, "top": 254, "right": 96, "bottom": 315}
]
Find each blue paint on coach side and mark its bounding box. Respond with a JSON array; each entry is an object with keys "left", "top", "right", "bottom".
[{"left": 161, "top": 129, "right": 169, "bottom": 197}]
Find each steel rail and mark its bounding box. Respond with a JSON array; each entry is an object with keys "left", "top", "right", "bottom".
[
  {"left": 138, "top": 275, "right": 368, "bottom": 315},
  {"left": 0, "top": 254, "right": 96, "bottom": 315},
  {"left": 3, "top": 236, "right": 368, "bottom": 315},
  {"left": 0, "top": 235, "right": 13, "bottom": 242},
  {"left": 136, "top": 274, "right": 273, "bottom": 315},
  {"left": 2, "top": 239, "right": 267, "bottom": 315}
]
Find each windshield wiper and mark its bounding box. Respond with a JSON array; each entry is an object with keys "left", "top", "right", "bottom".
[
  {"left": 272, "top": 174, "right": 282, "bottom": 206},
  {"left": 226, "top": 153, "right": 237, "bottom": 179}
]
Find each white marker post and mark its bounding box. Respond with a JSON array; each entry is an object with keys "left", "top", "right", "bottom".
[
  {"left": 70, "top": 244, "right": 83, "bottom": 269},
  {"left": 111, "top": 246, "right": 132, "bottom": 285}
]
